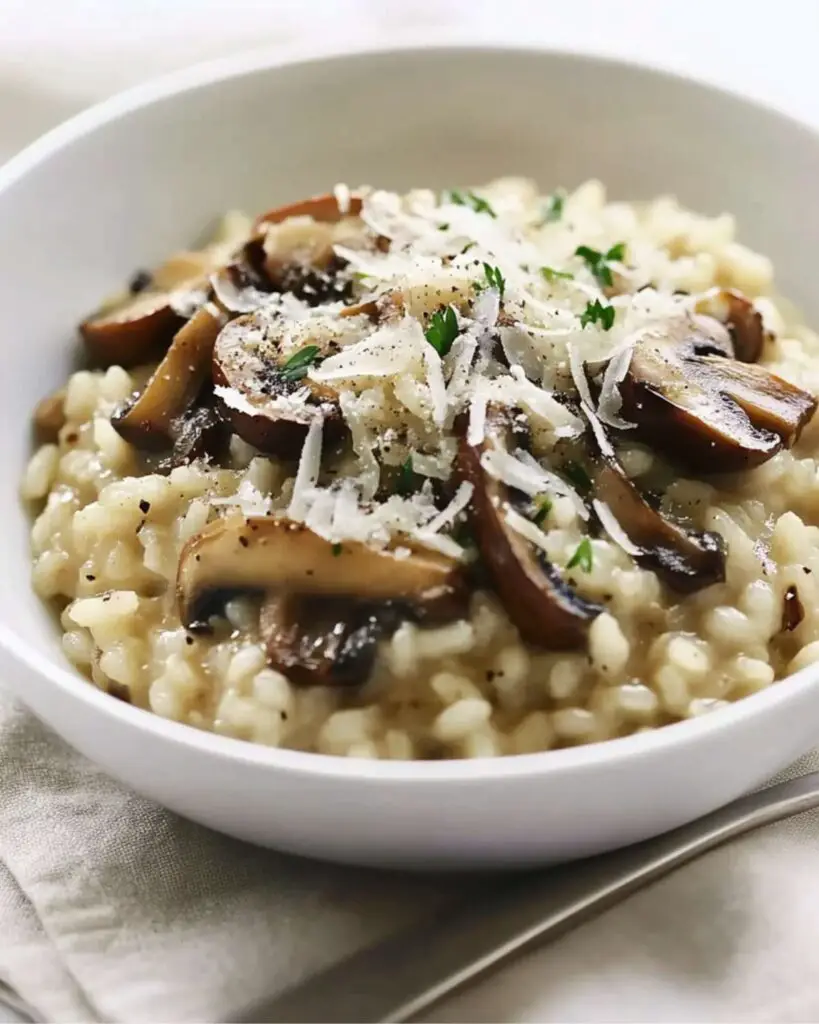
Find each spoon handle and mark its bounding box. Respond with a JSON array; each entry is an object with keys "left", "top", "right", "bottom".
[{"left": 238, "top": 771, "right": 819, "bottom": 1024}]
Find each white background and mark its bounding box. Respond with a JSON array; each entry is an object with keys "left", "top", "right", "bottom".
[{"left": 1, "top": 2, "right": 818, "bottom": 1021}]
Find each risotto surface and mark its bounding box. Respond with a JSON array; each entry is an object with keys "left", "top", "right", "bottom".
[{"left": 23, "top": 178, "right": 819, "bottom": 759}]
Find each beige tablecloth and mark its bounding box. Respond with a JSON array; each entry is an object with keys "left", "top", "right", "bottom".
[{"left": 4, "top": 2, "right": 819, "bottom": 1021}]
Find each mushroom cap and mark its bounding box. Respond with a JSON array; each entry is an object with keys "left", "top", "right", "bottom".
[
  {"left": 80, "top": 292, "right": 185, "bottom": 368},
  {"left": 616, "top": 317, "right": 817, "bottom": 472},
  {"left": 176, "top": 514, "right": 468, "bottom": 630},
  {"left": 211, "top": 311, "right": 349, "bottom": 457},
  {"left": 593, "top": 458, "right": 725, "bottom": 593},
  {"left": 253, "top": 192, "right": 363, "bottom": 231},
  {"left": 454, "top": 407, "right": 602, "bottom": 649}
]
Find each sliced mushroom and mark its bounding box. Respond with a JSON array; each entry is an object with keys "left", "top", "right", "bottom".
[
  {"left": 593, "top": 458, "right": 725, "bottom": 593},
  {"left": 211, "top": 311, "right": 346, "bottom": 456},
  {"left": 260, "top": 592, "right": 387, "bottom": 687},
  {"left": 454, "top": 407, "right": 602, "bottom": 648},
  {"left": 696, "top": 289, "right": 764, "bottom": 363},
  {"left": 33, "top": 388, "right": 66, "bottom": 443},
  {"left": 80, "top": 249, "right": 219, "bottom": 368},
  {"left": 80, "top": 291, "right": 186, "bottom": 368},
  {"left": 253, "top": 192, "right": 363, "bottom": 231},
  {"left": 112, "top": 303, "right": 226, "bottom": 449},
  {"left": 615, "top": 317, "right": 817, "bottom": 472},
  {"left": 177, "top": 515, "right": 467, "bottom": 630}
]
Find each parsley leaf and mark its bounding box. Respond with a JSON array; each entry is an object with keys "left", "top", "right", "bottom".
[
  {"left": 396, "top": 455, "right": 416, "bottom": 496},
  {"left": 542, "top": 190, "right": 565, "bottom": 224},
  {"left": 540, "top": 266, "right": 574, "bottom": 283},
  {"left": 443, "top": 189, "right": 497, "bottom": 218},
  {"left": 332, "top": 543, "right": 343, "bottom": 557},
  {"left": 580, "top": 298, "right": 616, "bottom": 331},
  {"left": 482, "top": 262, "right": 506, "bottom": 297},
  {"left": 574, "top": 242, "right": 627, "bottom": 287},
  {"left": 567, "top": 537, "right": 593, "bottom": 573},
  {"left": 425, "top": 306, "right": 459, "bottom": 356},
  {"left": 563, "top": 461, "right": 592, "bottom": 493},
  {"left": 280, "top": 344, "right": 322, "bottom": 382},
  {"left": 532, "top": 494, "right": 553, "bottom": 526}
]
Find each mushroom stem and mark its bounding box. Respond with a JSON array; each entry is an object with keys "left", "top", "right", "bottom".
[{"left": 260, "top": 592, "right": 387, "bottom": 687}]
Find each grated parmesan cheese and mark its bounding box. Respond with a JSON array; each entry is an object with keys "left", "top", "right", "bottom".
[
  {"left": 288, "top": 418, "right": 323, "bottom": 521},
  {"left": 592, "top": 499, "right": 643, "bottom": 557}
]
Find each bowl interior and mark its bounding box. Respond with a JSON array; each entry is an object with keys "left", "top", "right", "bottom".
[{"left": 3, "top": 44, "right": 819, "bottom": 696}]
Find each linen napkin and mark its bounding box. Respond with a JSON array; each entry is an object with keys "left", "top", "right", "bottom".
[{"left": 4, "top": 682, "right": 819, "bottom": 1024}]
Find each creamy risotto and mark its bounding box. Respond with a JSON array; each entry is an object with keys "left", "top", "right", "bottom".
[{"left": 23, "top": 178, "right": 819, "bottom": 759}]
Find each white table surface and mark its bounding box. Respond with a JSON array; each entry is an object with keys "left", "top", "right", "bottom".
[{"left": 2, "top": 2, "right": 819, "bottom": 1022}]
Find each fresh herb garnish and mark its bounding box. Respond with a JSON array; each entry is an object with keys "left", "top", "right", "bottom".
[
  {"left": 461, "top": 241, "right": 476, "bottom": 254},
  {"left": 280, "top": 344, "right": 322, "bottom": 382},
  {"left": 574, "top": 242, "right": 627, "bottom": 287},
  {"left": 541, "top": 190, "right": 565, "bottom": 224},
  {"left": 532, "top": 494, "right": 553, "bottom": 526},
  {"left": 424, "top": 306, "right": 459, "bottom": 356},
  {"left": 482, "top": 262, "right": 506, "bottom": 298},
  {"left": 540, "top": 266, "right": 574, "bottom": 283},
  {"left": 580, "top": 298, "right": 616, "bottom": 331},
  {"left": 443, "top": 189, "right": 497, "bottom": 218},
  {"left": 567, "top": 537, "right": 593, "bottom": 573},
  {"left": 332, "top": 542, "right": 343, "bottom": 557},
  {"left": 396, "top": 455, "right": 416, "bottom": 496},
  {"left": 438, "top": 222, "right": 450, "bottom": 231},
  {"left": 563, "top": 460, "right": 592, "bottom": 493}
]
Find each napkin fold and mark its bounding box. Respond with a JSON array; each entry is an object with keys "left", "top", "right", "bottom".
[
  {"left": 0, "top": 691, "right": 473, "bottom": 1023},
  {"left": 4, "top": 687, "right": 819, "bottom": 1024}
]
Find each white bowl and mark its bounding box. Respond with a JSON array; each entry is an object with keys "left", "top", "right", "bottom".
[{"left": 3, "top": 42, "right": 819, "bottom": 869}]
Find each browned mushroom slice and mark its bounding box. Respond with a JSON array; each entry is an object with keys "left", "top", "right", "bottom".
[
  {"left": 593, "top": 458, "right": 725, "bottom": 593},
  {"left": 696, "top": 289, "right": 764, "bottom": 363},
  {"left": 454, "top": 407, "right": 602, "bottom": 648},
  {"left": 33, "top": 388, "right": 66, "bottom": 443},
  {"left": 616, "top": 319, "right": 817, "bottom": 472},
  {"left": 112, "top": 303, "right": 226, "bottom": 449},
  {"left": 177, "top": 515, "right": 467, "bottom": 630},
  {"left": 211, "top": 313, "right": 343, "bottom": 456},
  {"left": 80, "top": 291, "right": 186, "bottom": 368},
  {"left": 699, "top": 356, "right": 816, "bottom": 443},
  {"left": 260, "top": 592, "right": 386, "bottom": 687},
  {"left": 253, "top": 192, "right": 363, "bottom": 231}
]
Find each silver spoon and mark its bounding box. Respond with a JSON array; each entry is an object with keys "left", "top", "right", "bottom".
[{"left": 237, "top": 770, "right": 819, "bottom": 1024}]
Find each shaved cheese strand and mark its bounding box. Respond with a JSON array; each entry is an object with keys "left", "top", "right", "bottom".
[
  {"left": 568, "top": 341, "right": 596, "bottom": 410},
  {"left": 503, "top": 505, "right": 552, "bottom": 554},
  {"left": 512, "top": 449, "right": 590, "bottom": 520},
  {"left": 422, "top": 343, "right": 447, "bottom": 427},
  {"left": 421, "top": 481, "right": 474, "bottom": 534},
  {"left": 596, "top": 335, "right": 637, "bottom": 429},
  {"left": 467, "top": 381, "right": 488, "bottom": 446},
  {"left": 592, "top": 499, "right": 642, "bottom": 557},
  {"left": 288, "top": 418, "right": 323, "bottom": 520}
]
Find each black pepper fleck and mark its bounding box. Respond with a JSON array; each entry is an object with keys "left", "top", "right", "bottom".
[
  {"left": 139, "top": 499, "right": 151, "bottom": 514},
  {"left": 239, "top": 536, "right": 249, "bottom": 548}
]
